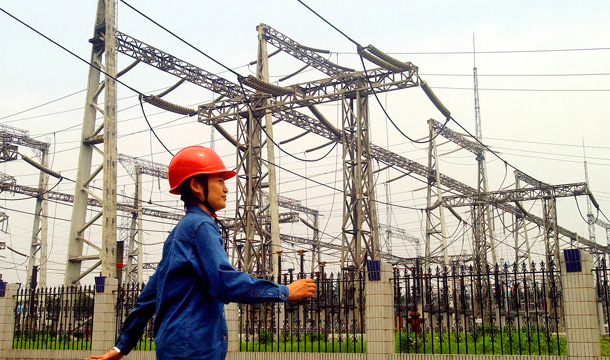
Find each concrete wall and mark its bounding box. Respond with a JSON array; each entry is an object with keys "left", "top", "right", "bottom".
[{"left": 561, "top": 250, "right": 601, "bottom": 359}]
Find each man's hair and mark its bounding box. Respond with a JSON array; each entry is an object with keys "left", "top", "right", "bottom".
[{"left": 179, "top": 174, "right": 208, "bottom": 208}]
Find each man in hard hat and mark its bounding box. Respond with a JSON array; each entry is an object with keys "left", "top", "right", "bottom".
[{"left": 86, "top": 146, "right": 316, "bottom": 360}]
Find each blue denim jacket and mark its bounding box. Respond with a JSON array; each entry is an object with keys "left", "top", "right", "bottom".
[{"left": 115, "top": 205, "right": 289, "bottom": 360}]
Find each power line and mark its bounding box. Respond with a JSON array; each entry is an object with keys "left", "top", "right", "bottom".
[
  {"left": 0, "top": 88, "right": 86, "bottom": 122},
  {"left": 119, "top": 0, "right": 242, "bottom": 80},
  {"left": 432, "top": 85, "right": 610, "bottom": 92},
  {"left": 334, "top": 47, "right": 610, "bottom": 55},
  {"left": 486, "top": 136, "right": 610, "bottom": 151},
  {"left": 0, "top": 7, "right": 141, "bottom": 95},
  {"left": 422, "top": 72, "right": 610, "bottom": 77}
]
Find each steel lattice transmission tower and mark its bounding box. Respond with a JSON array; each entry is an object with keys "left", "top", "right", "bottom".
[
  {"left": 472, "top": 35, "right": 496, "bottom": 268},
  {"left": 65, "top": 0, "right": 118, "bottom": 285},
  {"left": 0, "top": 124, "right": 51, "bottom": 288}
]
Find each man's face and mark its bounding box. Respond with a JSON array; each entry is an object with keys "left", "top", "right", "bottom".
[{"left": 206, "top": 173, "right": 228, "bottom": 211}]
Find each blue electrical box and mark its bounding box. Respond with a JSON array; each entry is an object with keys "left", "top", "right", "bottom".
[
  {"left": 564, "top": 249, "right": 582, "bottom": 273},
  {"left": 367, "top": 260, "right": 381, "bottom": 281}
]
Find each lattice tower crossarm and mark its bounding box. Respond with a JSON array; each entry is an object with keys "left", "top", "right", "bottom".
[
  {"left": 429, "top": 119, "right": 485, "bottom": 156},
  {"left": 115, "top": 31, "right": 243, "bottom": 98},
  {"left": 264, "top": 191, "right": 319, "bottom": 216},
  {"left": 440, "top": 182, "right": 588, "bottom": 207},
  {"left": 257, "top": 23, "right": 353, "bottom": 77},
  {"left": 0, "top": 124, "right": 49, "bottom": 154},
  {"left": 378, "top": 223, "right": 420, "bottom": 257},
  {"left": 118, "top": 153, "right": 168, "bottom": 179},
  {"left": 200, "top": 67, "right": 420, "bottom": 124}
]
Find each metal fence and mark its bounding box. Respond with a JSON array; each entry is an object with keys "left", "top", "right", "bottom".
[
  {"left": 393, "top": 262, "right": 565, "bottom": 355},
  {"left": 13, "top": 285, "right": 95, "bottom": 350},
  {"left": 239, "top": 269, "right": 366, "bottom": 353},
  {"left": 109, "top": 261, "right": 580, "bottom": 356},
  {"left": 115, "top": 282, "right": 156, "bottom": 351},
  {"left": 114, "top": 269, "right": 367, "bottom": 353},
  {"left": 593, "top": 259, "right": 610, "bottom": 336}
]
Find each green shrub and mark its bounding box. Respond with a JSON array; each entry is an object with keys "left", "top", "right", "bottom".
[{"left": 258, "top": 329, "right": 274, "bottom": 345}]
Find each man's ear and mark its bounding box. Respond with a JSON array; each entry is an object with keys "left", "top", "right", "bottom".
[{"left": 189, "top": 177, "right": 205, "bottom": 201}]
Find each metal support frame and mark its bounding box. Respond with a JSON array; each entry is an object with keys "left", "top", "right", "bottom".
[
  {"left": 257, "top": 25, "right": 281, "bottom": 277},
  {"left": 0, "top": 124, "right": 50, "bottom": 288},
  {"left": 513, "top": 174, "right": 534, "bottom": 267},
  {"left": 473, "top": 151, "right": 496, "bottom": 269},
  {"left": 231, "top": 94, "right": 266, "bottom": 274},
  {"left": 125, "top": 166, "right": 143, "bottom": 283},
  {"left": 341, "top": 92, "right": 380, "bottom": 270},
  {"left": 26, "top": 151, "right": 49, "bottom": 288},
  {"left": 425, "top": 119, "right": 450, "bottom": 270},
  {"left": 65, "top": 0, "right": 118, "bottom": 284},
  {"left": 429, "top": 119, "right": 495, "bottom": 268}
]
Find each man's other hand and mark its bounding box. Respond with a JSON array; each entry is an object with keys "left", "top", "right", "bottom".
[{"left": 287, "top": 278, "right": 316, "bottom": 300}]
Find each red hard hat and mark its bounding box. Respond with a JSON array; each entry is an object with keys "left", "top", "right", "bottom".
[{"left": 168, "top": 146, "right": 236, "bottom": 195}]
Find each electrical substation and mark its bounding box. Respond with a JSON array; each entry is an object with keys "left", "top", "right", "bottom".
[
  {"left": 0, "top": 1, "right": 610, "bottom": 287},
  {"left": 3, "top": 2, "right": 610, "bottom": 358},
  {"left": 0, "top": 0, "right": 607, "bottom": 298}
]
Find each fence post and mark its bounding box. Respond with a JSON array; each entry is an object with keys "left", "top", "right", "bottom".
[
  {"left": 226, "top": 302, "right": 239, "bottom": 352},
  {"left": 0, "top": 283, "right": 18, "bottom": 355},
  {"left": 365, "top": 262, "right": 394, "bottom": 357},
  {"left": 561, "top": 249, "right": 601, "bottom": 359},
  {"left": 91, "top": 277, "right": 119, "bottom": 353}
]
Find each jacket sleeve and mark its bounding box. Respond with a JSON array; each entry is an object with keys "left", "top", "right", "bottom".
[
  {"left": 191, "top": 221, "right": 289, "bottom": 304},
  {"left": 114, "top": 270, "right": 158, "bottom": 355}
]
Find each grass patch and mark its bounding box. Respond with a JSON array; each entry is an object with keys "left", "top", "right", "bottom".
[
  {"left": 13, "top": 336, "right": 91, "bottom": 350},
  {"left": 240, "top": 333, "right": 366, "bottom": 353},
  {"left": 601, "top": 337, "right": 610, "bottom": 356},
  {"left": 396, "top": 326, "right": 567, "bottom": 355}
]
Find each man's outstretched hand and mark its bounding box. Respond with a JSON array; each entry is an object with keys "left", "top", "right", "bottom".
[
  {"left": 287, "top": 278, "right": 316, "bottom": 300},
  {"left": 85, "top": 348, "right": 121, "bottom": 360}
]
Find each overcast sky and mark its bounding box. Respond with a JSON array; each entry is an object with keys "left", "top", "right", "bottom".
[{"left": 0, "top": 1, "right": 609, "bottom": 285}]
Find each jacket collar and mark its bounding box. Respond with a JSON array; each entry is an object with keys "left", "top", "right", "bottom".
[{"left": 185, "top": 205, "right": 214, "bottom": 218}]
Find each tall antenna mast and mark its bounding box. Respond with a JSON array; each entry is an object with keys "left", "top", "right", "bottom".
[
  {"left": 471, "top": 33, "right": 496, "bottom": 266},
  {"left": 473, "top": 33, "right": 482, "bottom": 141},
  {"left": 583, "top": 139, "right": 596, "bottom": 243}
]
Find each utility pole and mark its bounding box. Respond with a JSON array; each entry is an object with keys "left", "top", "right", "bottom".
[
  {"left": 65, "top": 0, "right": 118, "bottom": 284},
  {"left": 256, "top": 24, "right": 281, "bottom": 278}
]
